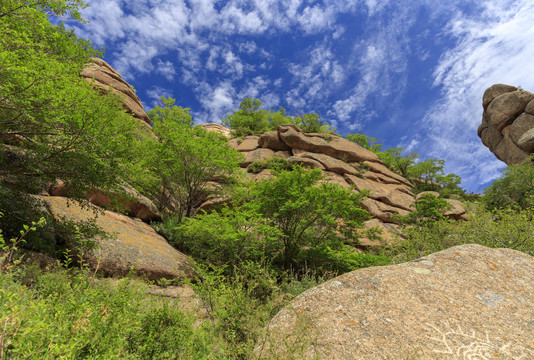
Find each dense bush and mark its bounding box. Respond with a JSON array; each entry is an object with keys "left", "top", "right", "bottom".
[
  {"left": 385, "top": 202, "right": 534, "bottom": 263},
  {"left": 247, "top": 157, "right": 295, "bottom": 174}
]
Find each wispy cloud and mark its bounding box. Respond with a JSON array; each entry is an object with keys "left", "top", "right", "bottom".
[{"left": 421, "top": 0, "right": 534, "bottom": 190}]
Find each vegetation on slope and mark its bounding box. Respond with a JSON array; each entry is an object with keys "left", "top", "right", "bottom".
[{"left": 1, "top": 1, "right": 533, "bottom": 359}]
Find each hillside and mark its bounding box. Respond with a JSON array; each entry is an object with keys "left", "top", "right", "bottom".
[{"left": 1, "top": 2, "right": 533, "bottom": 359}]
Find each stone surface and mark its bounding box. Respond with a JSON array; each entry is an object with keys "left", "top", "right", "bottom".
[
  {"left": 362, "top": 161, "right": 413, "bottom": 187},
  {"left": 197, "top": 123, "right": 232, "bottom": 138},
  {"left": 509, "top": 113, "right": 534, "bottom": 149},
  {"left": 49, "top": 180, "right": 162, "bottom": 222},
  {"left": 287, "top": 156, "right": 325, "bottom": 170},
  {"left": 518, "top": 128, "right": 534, "bottom": 153},
  {"left": 240, "top": 148, "right": 275, "bottom": 167},
  {"left": 479, "top": 84, "right": 534, "bottom": 164},
  {"left": 261, "top": 244, "right": 534, "bottom": 359},
  {"left": 80, "top": 58, "right": 150, "bottom": 125},
  {"left": 359, "top": 219, "right": 399, "bottom": 247},
  {"left": 278, "top": 125, "right": 379, "bottom": 163},
  {"left": 444, "top": 199, "right": 467, "bottom": 220},
  {"left": 236, "top": 136, "right": 260, "bottom": 152},
  {"left": 482, "top": 83, "right": 517, "bottom": 110},
  {"left": 258, "top": 131, "right": 291, "bottom": 151},
  {"left": 345, "top": 174, "right": 414, "bottom": 211},
  {"left": 41, "top": 196, "right": 194, "bottom": 280},
  {"left": 415, "top": 191, "right": 440, "bottom": 201},
  {"left": 302, "top": 152, "right": 358, "bottom": 176},
  {"left": 361, "top": 198, "right": 410, "bottom": 222}
]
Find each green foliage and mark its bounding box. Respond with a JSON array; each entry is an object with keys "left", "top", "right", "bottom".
[
  {"left": 222, "top": 97, "right": 331, "bottom": 136},
  {"left": 386, "top": 202, "right": 534, "bottom": 263},
  {"left": 139, "top": 102, "right": 243, "bottom": 221},
  {"left": 148, "top": 96, "right": 194, "bottom": 128},
  {"left": 247, "top": 157, "right": 295, "bottom": 174},
  {"left": 297, "top": 245, "right": 392, "bottom": 275},
  {"left": 169, "top": 206, "right": 282, "bottom": 267},
  {"left": 251, "top": 167, "right": 370, "bottom": 269},
  {"left": 222, "top": 98, "right": 273, "bottom": 136},
  {"left": 345, "top": 133, "right": 383, "bottom": 153},
  {"left": 484, "top": 155, "right": 534, "bottom": 210},
  {"left": 396, "top": 194, "right": 451, "bottom": 224},
  {"left": 293, "top": 113, "right": 330, "bottom": 133},
  {"left": 0, "top": 0, "right": 143, "bottom": 196}
]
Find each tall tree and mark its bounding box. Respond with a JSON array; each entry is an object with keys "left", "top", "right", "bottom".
[
  {"left": 0, "top": 0, "right": 142, "bottom": 195},
  {"left": 141, "top": 97, "right": 244, "bottom": 221}
]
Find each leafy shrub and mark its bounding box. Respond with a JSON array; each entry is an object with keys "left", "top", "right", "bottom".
[
  {"left": 395, "top": 193, "right": 451, "bottom": 224},
  {"left": 247, "top": 157, "right": 295, "bottom": 174},
  {"left": 171, "top": 206, "right": 282, "bottom": 267},
  {"left": 297, "top": 245, "right": 392, "bottom": 275},
  {"left": 385, "top": 202, "right": 534, "bottom": 263}
]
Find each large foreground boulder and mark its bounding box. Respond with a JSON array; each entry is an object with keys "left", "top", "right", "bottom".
[
  {"left": 41, "top": 196, "right": 194, "bottom": 281},
  {"left": 261, "top": 244, "right": 534, "bottom": 359}
]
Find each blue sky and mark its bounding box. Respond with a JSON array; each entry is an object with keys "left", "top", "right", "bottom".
[{"left": 71, "top": 0, "right": 534, "bottom": 192}]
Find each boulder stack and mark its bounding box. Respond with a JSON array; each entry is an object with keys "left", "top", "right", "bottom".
[
  {"left": 227, "top": 124, "right": 418, "bottom": 239},
  {"left": 478, "top": 84, "right": 534, "bottom": 164}
]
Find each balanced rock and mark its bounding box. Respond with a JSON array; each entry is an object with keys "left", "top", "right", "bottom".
[
  {"left": 80, "top": 58, "right": 151, "bottom": 125},
  {"left": 261, "top": 244, "right": 534, "bottom": 359},
  {"left": 41, "top": 196, "right": 193, "bottom": 280},
  {"left": 479, "top": 84, "right": 534, "bottom": 164}
]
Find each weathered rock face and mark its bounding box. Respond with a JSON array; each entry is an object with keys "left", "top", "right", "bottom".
[
  {"left": 197, "top": 123, "right": 232, "bottom": 139},
  {"left": 49, "top": 180, "right": 162, "bottom": 223},
  {"left": 479, "top": 84, "right": 534, "bottom": 164},
  {"left": 80, "top": 58, "right": 151, "bottom": 125},
  {"left": 41, "top": 196, "right": 194, "bottom": 281},
  {"left": 260, "top": 244, "right": 534, "bottom": 359},
  {"left": 230, "top": 124, "right": 416, "bottom": 228}
]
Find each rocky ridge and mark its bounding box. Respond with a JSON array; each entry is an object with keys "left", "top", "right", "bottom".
[
  {"left": 80, "top": 58, "right": 151, "bottom": 126},
  {"left": 478, "top": 84, "right": 534, "bottom": 164},
  {"left": 206, "top": 124, "right": 468, "bottom": 244},
  {"left": 260, "top": 244, "right": 534, "bottom": 359}
]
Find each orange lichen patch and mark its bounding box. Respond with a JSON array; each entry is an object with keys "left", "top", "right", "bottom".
[{"left": 344, "top": 321, "right": 359, "bottom": 327}]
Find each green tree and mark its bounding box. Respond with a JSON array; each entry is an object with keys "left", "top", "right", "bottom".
[
  {"left": 250, "top": 167, "right": 370, "bottom": 269},
  {"left": 222, "top": 98, "right": 271, "bottom": 136},
  {"left": 408, "top": 159, "right": 445, "bottom": 183},
  {"left": 378, "top": 148, "right": 419, "bottom": 178},
  {"left": 293, "top": 112, "right": 328, "bottom": 133},
  {"left": 141, "top": 98, "right": 243, "bottom": 221},
  {"left": 346, "top": 133, "right": 383, "bottom": 153},
  {"left": 0, "top": 0, "right": 142, "bottom": 194}
]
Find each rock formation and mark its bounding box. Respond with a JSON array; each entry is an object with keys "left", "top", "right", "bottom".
[
  {"left": 80, "top": 58, "right": 151, "bottom": 126},
  {"left": 225, "top": 124, "right": 417, "bottom": 243},
  {"left": 478, "top": 84, "right": 534, "bottom": 164},
  {"left": 41, "top": 196, "right": 193, "bottom": 281},
  {"left": 49, "top": 180, "right": 162, "bottom": 223},
  {"left": 259, "top": 244, "right": 534, "bottom": 359}
]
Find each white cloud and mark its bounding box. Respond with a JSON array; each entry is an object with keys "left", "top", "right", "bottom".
[{"left": 421, "top": 0, "right": 534, "bottom": 191}]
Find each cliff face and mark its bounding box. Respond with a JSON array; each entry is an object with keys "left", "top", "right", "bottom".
[
  {"left": 478, "top": 84, "right": 534, "bottom": 164},
  {"left": 202, "top": 124, "right": 424, "bottom": 245}
]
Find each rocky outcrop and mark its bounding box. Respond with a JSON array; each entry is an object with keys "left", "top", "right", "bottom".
[
  {"left": 260, "top": 244, "right": 534, "bottom": 359},
  {"left": 41, "top": 196, "right": 193, "bottom": 281},
  {"left": 80, "top": 58, "right": 151, "bottom": 125},
  {"left": 231, "top": 124, "right": 416, "bottom": 226},
  {"left": 479, "top": 84, "right": 534, "bottom": 164},
  {"left": 197, "top": 123, "right": 232, "bottom": 138},
  {"left": 49, "top": 180, "right": 162, "bottom": 223}
]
